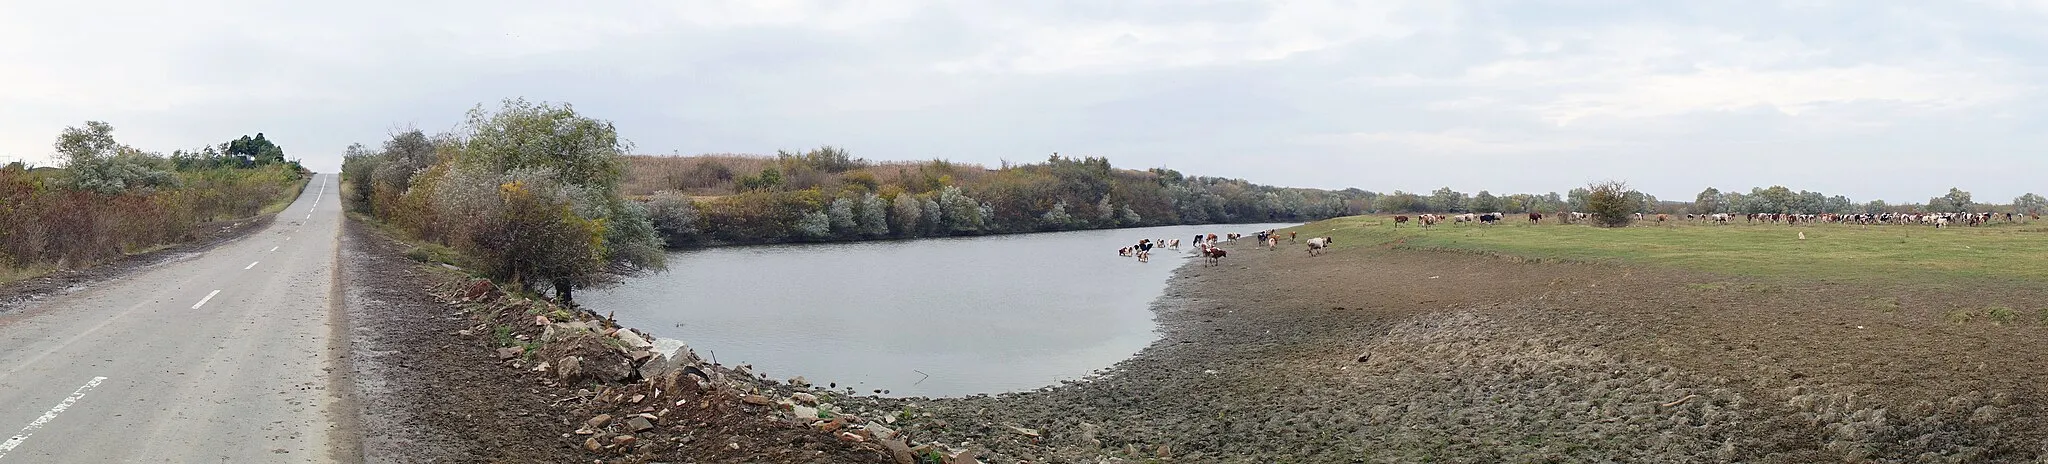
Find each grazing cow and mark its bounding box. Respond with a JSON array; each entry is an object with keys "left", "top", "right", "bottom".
[
  {"left": 1528, "top": 212, "right": 1543, "bottom": 224},
  {"left": 1420, "top": 214, "right": 1441, "bottom": 227},
  {"left": 1266, "top": 236, "right": 1278, "bottom": 251},
  {"left": 1656, "top": 214, "right": 1670, "bottom": 223},
  {"left": 1289, "top": 231, "right": 1298, "bottom": 243},
  {"left": 1479, "top": 213, "right": 1501, "bottom": 225},
  {"left": 1394, "top": 215, "right": 1410, "bottom": 226},
  {"left": 1168, "top": 239, "right": 1180, "bottom": 249},
  {"left": 1454, "top": 213, "right": 1477, "bottom": 224},
  {"left": 1306, "top": 237, "right": 1332, "bottom": 256},
  {"left": 1201, "top": 245, "right": 1227, "bottom": 266}
]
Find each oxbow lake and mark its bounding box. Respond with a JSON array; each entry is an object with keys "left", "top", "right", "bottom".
[{"left": 582, "top": 222, "right": 1301, "bottom": 397}]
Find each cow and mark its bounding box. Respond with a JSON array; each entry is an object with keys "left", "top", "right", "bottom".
[
  {"left": 1201, "top": 244, "right": 1227, "bottom": 266},
  {"left": 1168, "top": 239, "right": 1180, "bottom": 249},
  {"left": 1479, "top": 213, "right": 1500, "bottom": 225},
  {"left": 1394, "top": 215, "right": 1410, "bottom": 226},
  {"left": 1528, "top": 212, "right": 1543, "bottom": 224},
  {"left": 1306, "top": 237, "right": 1332, "bottom": 256}
]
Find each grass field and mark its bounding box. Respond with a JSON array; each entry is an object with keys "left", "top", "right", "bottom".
[{"left": 1285, "top": 215, "right": 2048, "bottom": 284}]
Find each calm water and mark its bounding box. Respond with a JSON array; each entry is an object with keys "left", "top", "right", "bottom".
[{"left": 581, "top": 222, "right": 1299, "bottom": 397}]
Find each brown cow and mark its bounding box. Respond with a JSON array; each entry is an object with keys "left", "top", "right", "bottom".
[
  {"left": 1528, "top": 212, "right": 1543, "bottom": 224},
  {"left": 1394, "top": 215, "right": 1410, "bottom": 226}
]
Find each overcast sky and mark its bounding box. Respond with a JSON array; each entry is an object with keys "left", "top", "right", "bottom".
[{"left": 4, "top": 0, "right": 2045, "bottom": 202}]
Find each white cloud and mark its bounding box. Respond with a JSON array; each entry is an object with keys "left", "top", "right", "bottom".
[
  {"left": 932, "top": 1, "right": 1458, "bottom": 75},
  {"left": 3, "top": 0, "right": 2047, "bottom": 202},
  {"left": 1302, "top": 129, "right": 1618, "bottom": 156}
]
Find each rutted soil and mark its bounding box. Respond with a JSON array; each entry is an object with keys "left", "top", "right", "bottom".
[
  {"left": 812, "top": 239, "right": 2048, "bottom": 462},
  {"left": 0, "top": 214, "right": 275, "bottom": 314}
]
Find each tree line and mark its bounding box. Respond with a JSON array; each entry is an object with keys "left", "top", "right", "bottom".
[
  {"left": 1691, "top": 186, "right": 2048, "bottom": 216},
  {"left": 1, "top": 122, "right": 308, "bottom": 274},
  {"left": 621, "top": 151, "right": 1366, "bottom": 246}
]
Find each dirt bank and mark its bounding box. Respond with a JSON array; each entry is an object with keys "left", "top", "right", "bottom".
[
  {"left": 340, "top": 216, "right": 897, "bottom": 463},
  {"left": 0, "top": 214, "right": 275, "bottom": 313},
  {"left": 813, "top": 238, "right": 2048, "bottom": 462}
]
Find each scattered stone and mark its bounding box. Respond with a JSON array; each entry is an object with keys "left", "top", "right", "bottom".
[
  {"left": 582, "top": 437, "right": 602, "bottom": 452},
  {"left": 815, "top": 418, "right": 846, "bottom": 432},
  {"left": 456, "top": 329, "right": 473, "bottom": 337},
  {"left": 1080, "top": 422, "right": 1102, "bottom": 450},
  {"left": 1003, "top": 423, "right": 1040, "bottom": 438},
  {"left": 948, "top": 448, "right": 978, "bottom": 464},
  {"left": 864, "top": 423, "right": 898, "bottom": 440},
  {"left": 532, "top": 314, "right": 548, "bottom": 326},
  {"left": 791, "top": 392, "right": 818, "bottom": 405},
  {"left": 882, "top": 439, "right": 914, "bottom": 464},
  {"left": 495, "top": 347, "right": 523, "bottom": 360},
  {"left": 626, "top": 417, "right": 655, "bottom": 433},
  {"left": 555, "top": 356, "right": 583, "bottom": 382},
  {"left": 792, "top": 405, "right": 819, "bottom": 420},
  {"left": 585, "top": 414, "right": 613, "bottom": 429},
  {"left": 742, "top": 395, "right": 772, "bottom": 406},
  {"left": 788, "top": 376, "right": 809, "bottom": 387},
  {"left": 628, "top": 394, "right": 644, "bottom": 404},
  {"left": 728, "top": 442, "right": 742, "bottom": 450},
  {"left": 628, "top": 350, "right": 654, "bottom": 364},
  {"left": 614, "top": 329, "right": 655, "bottom": 350}
]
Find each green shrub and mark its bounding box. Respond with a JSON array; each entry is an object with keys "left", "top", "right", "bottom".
[{"left": 1584, "top": 181, "right": 1636, "bottom": 228}]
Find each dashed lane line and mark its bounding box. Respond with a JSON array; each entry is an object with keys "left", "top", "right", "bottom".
[
  {"left": 191, "top": 290, "right": 221, "bottom": 309},
  {"left": 0, "top": 376, "right": 108, "bottom": 460}
]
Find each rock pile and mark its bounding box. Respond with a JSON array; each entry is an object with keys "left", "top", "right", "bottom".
[{"left": 436, "top": 277, "right": 975, "bottom": 462}]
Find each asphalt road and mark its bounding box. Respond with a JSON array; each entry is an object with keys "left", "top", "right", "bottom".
[{"left": 0, "top": 174, "right": 354, "bottom": 462}]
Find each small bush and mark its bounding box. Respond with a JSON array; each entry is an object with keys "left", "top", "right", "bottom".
[
  {"left": 1945, "top": 308, "right": 1980, "bottom": 325},
  {"left": 1584, "top": 181, "right": 1636, "bottom": 228},
  {"left": 1987, "top": 306, "right": 2018, "bottom": 324},
  {"left": 1866, "top": 297, "right": 1901, "bottom": 313},
  {"left": 1685, "top": 282, "right": 1728, "bottom": 292}
]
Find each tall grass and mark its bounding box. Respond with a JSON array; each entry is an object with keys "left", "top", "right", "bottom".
[{"left": 0, "top": 164, "right": 304, "bottom": 282}]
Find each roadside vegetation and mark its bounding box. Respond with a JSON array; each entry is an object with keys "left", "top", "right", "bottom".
[
  {"left": 340, "top": 98, "right": 664, "bottom": 303},
  {"left": 0, "top": 121, "right": 307, "bottom": 284},
  {"left": 620, "top": 151, "right": 1367, "bottom": 246}
]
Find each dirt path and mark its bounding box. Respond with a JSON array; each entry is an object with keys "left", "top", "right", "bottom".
[{"left": 821, "top": 238, "right": 2048, "bottom": 462}]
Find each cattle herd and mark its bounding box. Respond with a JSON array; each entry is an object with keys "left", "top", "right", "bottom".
[
  {"left": 1387, "top": 211, "right": 2040, "bottom": 229},
  {"left": 1119, "top": 229, "right": 1333, "bottom": 266}
]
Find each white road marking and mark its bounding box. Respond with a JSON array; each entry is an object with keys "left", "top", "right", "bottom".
[
  {"left": 305, "top": 213, "right": 312, "bottom": 219},
  {"left": 244, "top": 261, "right": 259, "bottom": 270},
  {"left": 0, "top": 376, "right": 108, "bottom": 460},
  {"left": 191, "top": 290, "right": 221, "bottom": 309},
  {"left": 269, "top": 246, "right": 279, "bottom": 252}
]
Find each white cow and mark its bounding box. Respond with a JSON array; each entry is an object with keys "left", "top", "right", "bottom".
[{"left": 1306, "top": 237, "right": 1333, "bottom": 256}]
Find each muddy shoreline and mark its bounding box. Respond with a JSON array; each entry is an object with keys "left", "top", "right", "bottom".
[{"left": 339, "top": 218, "right": 2048, "bottom": 462}]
